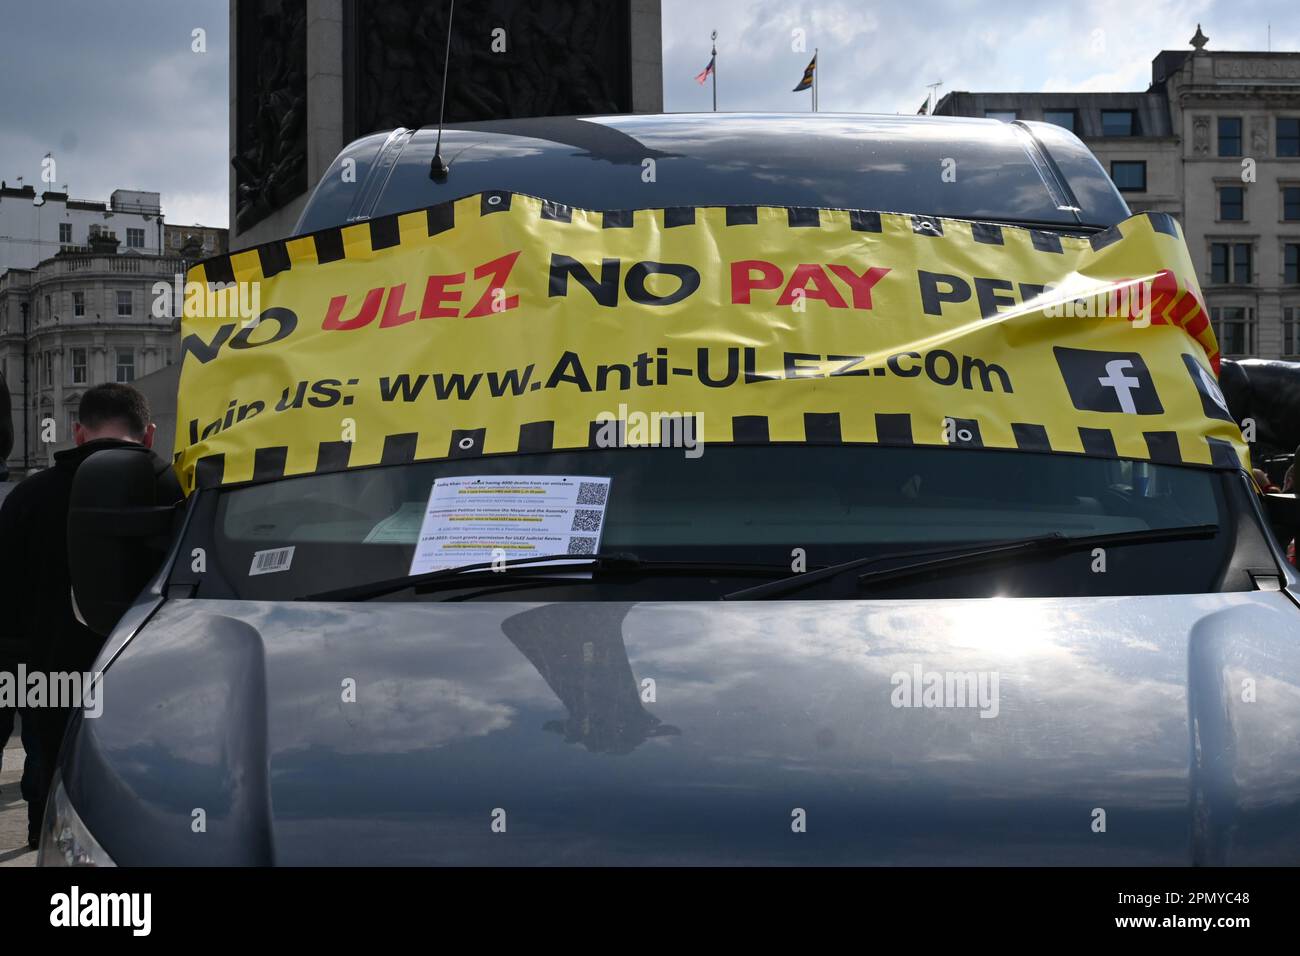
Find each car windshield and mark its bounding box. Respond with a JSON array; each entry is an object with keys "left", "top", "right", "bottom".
[{"left": 180, "top": 445, "right": 1234, "bottom": 602}]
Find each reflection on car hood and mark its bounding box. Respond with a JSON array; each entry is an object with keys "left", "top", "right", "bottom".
[{"left": 65, "top": 592, "right": 1300, "bottom": 865}]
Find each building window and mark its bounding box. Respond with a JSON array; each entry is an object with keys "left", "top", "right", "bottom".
[
  {"left": 67, "top": 410, "right": 78, "bottom": 437},
  {"left": 1286, "top": 307, "right": 1300, "bottom": 356},
  {"left": 1279, "top": 118, "right": 1300, "bottom": 157},
  {"left": 1233, "top": 243, "right": 1252, "bottom": 283},
  {"left": 1043, "top": 110, "right": 1076, "bottom": 132},
  {"left": 116, "top": 290, "right": 132, "bottom": 316},
  {"left": 72, "top": 291, "right": 84, "bottom": 317},
  {"left": 43, "top": 352, "right": 52, "bottom": 386},
  {"left": 44, "top": 295, "right": 51, "bottom": 320},
  {"left": 126, "top": 227, "right": 145, "bottom": 249},
  {"left": 1219, "top": 185, "right": 1245, "bottom": 221},
  {"left": 1211, "top": 243, "right": 1229, "bottom": 283},
  {"left": 1218, "top": 117, "right": 1242, "bottom": 156},
  {"left": 1211, "top": 242, "right": 1252, "bottom": 284},
  {"left": 115, "top": 348, "right": 135, "bottom": 383},
  {"left": 59, "top": 222, "right": 72, "bottom": 244},
  {"left": 1287, "top": 244, "right": 1300, "bottom": 285},
  {"left": 70, "top": 347, "right": 87, "bottom": 384},
  {"left": 1110, "top": 161, "right": 1146, "bottom": 192},
  {"left": 1211, "top": 306, "right": 1254, "bottom": 355},
  {"left": 1101, "top": 110, "right": 1137, "bottom": 136},
  {"left": 984, "top": 110, "right": 1017, "bottom": 122},
  {"left": 1284, "top": 186, "right": 1300, "bottom": 221}
]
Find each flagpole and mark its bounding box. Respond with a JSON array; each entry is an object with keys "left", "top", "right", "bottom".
[
  {"left": 813, "top": 48, "right": 818, "bottom": 112},
  {"left": 711, "top": 31, "right": 717, "bottom": 112}
]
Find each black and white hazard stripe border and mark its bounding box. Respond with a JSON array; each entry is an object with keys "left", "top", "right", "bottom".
[{"left": 187, "top": 416, "right": 1244, "bottom": 490}]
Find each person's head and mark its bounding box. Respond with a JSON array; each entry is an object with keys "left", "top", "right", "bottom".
[{"left": 74, "top": 383, "right": 155, "bottom": 448}]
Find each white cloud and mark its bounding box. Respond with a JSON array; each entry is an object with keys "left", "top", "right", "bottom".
[
  {"left": 5, "top": 0, "right": 1300, "bottom": 238},
  {"left": 664, "top": 0, "right": 1294, "bottom": 115},
  {"left": 0, "top": 0, "right": 228, "bottom": 227}
]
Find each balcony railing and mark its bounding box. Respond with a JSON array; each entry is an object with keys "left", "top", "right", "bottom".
[
  {"left": 108, "top": 200, "right": 163, "bottom": 215},
  {"left": 46, "top": 255, "right": 186, "bottom": 276}
]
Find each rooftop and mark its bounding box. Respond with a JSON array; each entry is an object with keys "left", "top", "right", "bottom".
[{"left": 0, "top": 182, "right": 162, "bottom": 215}]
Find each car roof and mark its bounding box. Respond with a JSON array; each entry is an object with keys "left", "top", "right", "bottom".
[{"left": 293, "top": 112, "right": 1130, "bottom": 239}]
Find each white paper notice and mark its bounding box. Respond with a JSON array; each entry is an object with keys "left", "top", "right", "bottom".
[{"left": 408, "top": 475, "right": 612, "bottom": 574}]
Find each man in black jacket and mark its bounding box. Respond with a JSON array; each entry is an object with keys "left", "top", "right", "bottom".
[{"left": 0, "top": 383, "right": 180, "bottom": 850}]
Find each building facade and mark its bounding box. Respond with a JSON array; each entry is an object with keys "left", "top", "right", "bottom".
[
  {"left": 0, "top": 184, "right": 164, "bottom": 275},
  {"left": 935, "top": 31, "right": 1300, "bottom": 361},
  {"left": 0, "top": 249, "right": 185, "bottom": 473},
  {"left": 163, "top": 222, "right": 229, "bottom": 260}
]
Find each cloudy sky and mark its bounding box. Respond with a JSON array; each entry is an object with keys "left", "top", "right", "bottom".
[
  {"left": 1, "top": 0, "right": 1297, "bottom": 231},
  {"left": 0, "top": 0, "right": 228, "bottom": 226}
]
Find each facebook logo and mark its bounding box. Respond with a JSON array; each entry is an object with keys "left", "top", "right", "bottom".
[{"left": 1053, "top": 347, "right": 1164, "bottom": 415}]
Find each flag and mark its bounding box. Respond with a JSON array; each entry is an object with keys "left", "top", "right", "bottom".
[
  {"left": 793, "top": 53, "right": 816, "bottom": 92},
  {"left": 695, "top": 54, "right": 715, "bottom": 85}
]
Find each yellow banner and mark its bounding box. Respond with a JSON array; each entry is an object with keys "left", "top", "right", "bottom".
[{"left": 175, "top": 192, "right": 1246, "bottom": 494}]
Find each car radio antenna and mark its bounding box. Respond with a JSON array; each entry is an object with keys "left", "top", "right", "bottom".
[{"left": 429, "top": 0, "right": 455, "bottom": 181}]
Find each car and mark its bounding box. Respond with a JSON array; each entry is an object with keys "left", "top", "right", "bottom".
[{"left": 41, "top": 113, "right": 1300, "bottom": 866}]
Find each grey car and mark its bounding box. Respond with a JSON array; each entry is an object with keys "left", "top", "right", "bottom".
[{"left": 41, "top": 113, "right": 1300, "bottom": 866}]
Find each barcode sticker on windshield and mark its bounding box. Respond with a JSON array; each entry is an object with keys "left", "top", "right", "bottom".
[{"left": 249, "top": 546, "right": 295, "bottom": 576}]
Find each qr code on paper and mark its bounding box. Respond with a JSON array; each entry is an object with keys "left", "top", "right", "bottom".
[
  {"left": 576, "top": 481, "right": 608, "bottom": 505},
  {"left": 567, "top": 535, "right": 597, "bottom": 555},
  {"left": 571, "top": 508, "right": 603, "bottom": 532}
]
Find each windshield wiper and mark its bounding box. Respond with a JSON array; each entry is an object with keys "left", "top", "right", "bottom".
[
  {"left": 303, "top": 552, "right": 797, "bottom": 602},
  {"left": 723, "top": 524, "right": 1219, "bottom": 600}
]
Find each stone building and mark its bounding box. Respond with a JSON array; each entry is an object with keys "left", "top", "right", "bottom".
[
  {"left": 0, "top": 246, "right": 186, "bottom": 474},
  {"left": 0, "top": 184, "right": 164, "bottom": 275},
  {"left": 934, "top": 28, "right": 1300, "bottom": 360},
  {"left": 163, "top": 222, "right": 229, "bottom": 261}
]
